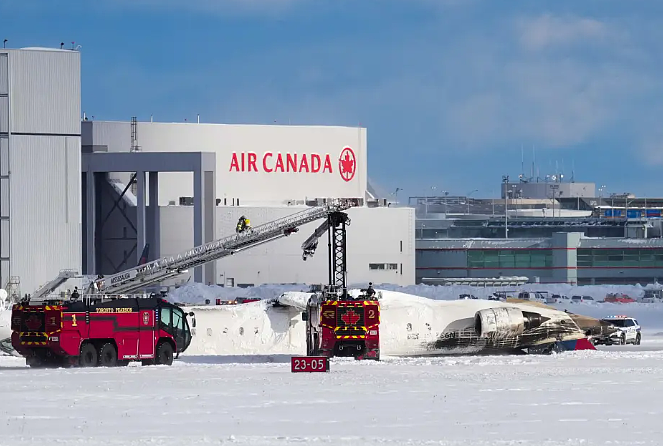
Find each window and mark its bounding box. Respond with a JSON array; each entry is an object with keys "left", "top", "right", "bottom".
[
  {"left": 161, "top": 307, "right": 172, "bottom": 328},
  {"left": 160, "top": 307, "right": 173, "bottom": 335},
  {"left": 577, "top": 248, "right": 663, "bottom": 267},
  {"left": 467, "top": 249, "right": 552, "bottom": 269},
  {"left": 369, "top": 263, "right": 398, "bottom": 271},
  {"left": 172, "top": 308, "right": 184, "bottom": 332}
]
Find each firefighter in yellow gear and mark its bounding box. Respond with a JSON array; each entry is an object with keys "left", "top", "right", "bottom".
[{"left": 236, "top": 216, "right": 251, "bottom": 233}]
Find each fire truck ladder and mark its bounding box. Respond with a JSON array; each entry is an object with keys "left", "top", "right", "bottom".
[
  {"left": 31, "top": 269, "right": 80, "bottom": 301},
  {"left": 90, "top": 200, "right": 355, "bottom": 295},
  {"left": 301, "top": 211, "right": 350, "bottom": 297}
]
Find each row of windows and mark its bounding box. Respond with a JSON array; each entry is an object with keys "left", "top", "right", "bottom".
[
  {"left": 577, "top": 248, "right": 663, "bottom": 267},
  {"left": 467, "top": 250, "right": 552, "bottom": 268},
  {"left": 464, "top": 248, "right": 663, "bottom": 268},
  {"left": 369, "top": 263, "right": 398, "bottom": 270}
]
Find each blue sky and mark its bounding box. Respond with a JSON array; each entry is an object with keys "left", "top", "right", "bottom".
[{"left": 3, "top": 0, "right": 663, "bottom": 201}]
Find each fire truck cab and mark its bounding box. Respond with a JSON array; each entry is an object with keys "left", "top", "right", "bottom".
[
  {"left": 10, "top": 295, "right": 195, "bottom": 368},
  {"left": 302, "top": 285, "right": 380, "bottom": 360}
]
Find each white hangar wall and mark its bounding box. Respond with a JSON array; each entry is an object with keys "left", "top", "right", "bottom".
[
  {"left": 81, "top": 121, "right": 368, "bottom": 205},
  {"left": 0, "top": 48, "right": 81, "bottom": 294},
  {"left": 158, "top": 205, "right": 415, "bottom": 287}
]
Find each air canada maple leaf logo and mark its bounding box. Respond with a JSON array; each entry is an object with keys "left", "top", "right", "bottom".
[
  {"left": 339, "top": 147, "right": 356, "bottom": 182},
  {"left": 25, "top": 314, "right": 42, "bottom": 331},
  {"left": 341, "top": 309, "right": 361, "bottom": 325}
]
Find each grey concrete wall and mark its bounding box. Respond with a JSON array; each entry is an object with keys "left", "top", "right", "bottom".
[
  {"left": 503, "top": 182, "right": 595, "bottom": 199},
  {"left": 551, "top": 232, "right": 582, "bottom": 285}
]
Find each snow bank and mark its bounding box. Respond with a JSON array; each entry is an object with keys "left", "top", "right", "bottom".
[
  {"left": 0, "top": 309, "right": 10, "bottom": 337},
  {"left": 374, "top": 282, "right": 656, "bottom": 301},
  {"left": 168, "top": 282, "right": 310, "bottom": 305},
  {"left": 168, "top": 281, "right": 663, "bottom": 306}
]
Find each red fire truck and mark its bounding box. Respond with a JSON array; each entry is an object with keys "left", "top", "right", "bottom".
[
  {"left": 10, "top": 295, "right": 195, "bottom": 368},
  {"left": 303, "top": 285, "right": 380, "bottom": 360},
  {"left": 299, "top": 210, "right": 381, "bottom": 361}
]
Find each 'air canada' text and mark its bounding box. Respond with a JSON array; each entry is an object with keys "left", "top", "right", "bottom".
[{"left": 229, "top": 152, "right": 333, "bottom": 173}]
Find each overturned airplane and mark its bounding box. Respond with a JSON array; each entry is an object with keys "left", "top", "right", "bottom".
[{"left": 276, "top": 289, "right": 618, "bottom": 356}]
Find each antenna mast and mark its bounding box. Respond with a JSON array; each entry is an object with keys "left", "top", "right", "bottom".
[
  {"left": 129, "top": 116, "right": 141, "bottom": 197},
  {"left": 521, "top": 144, "right": 524, "bottom": 180},
  {"left": 130, "top": 116, "right": 140, "bottom": 152}
]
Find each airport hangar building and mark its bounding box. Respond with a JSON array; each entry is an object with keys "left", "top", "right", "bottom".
[
  {"left": 82, "top": 120, "right": 416, "bottom": 289},
  {"left": 0, "top": 46, "right": 415, "bottom": 295}
]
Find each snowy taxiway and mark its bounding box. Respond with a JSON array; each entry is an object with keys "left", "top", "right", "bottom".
[{"left": 2, "top": 344, "right": 663, "bottom": 446}]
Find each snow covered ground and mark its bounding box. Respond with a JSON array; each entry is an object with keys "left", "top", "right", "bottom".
[
  {"left": 3, "top": 283, "right": 663, "bottom": 445},
  {"left": 3, "top": 347, "right": 663, "bottom": 445}
]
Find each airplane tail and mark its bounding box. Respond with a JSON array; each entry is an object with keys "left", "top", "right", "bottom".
[{"left": 138, "top": 244, "right": 150, "bottom": 265}]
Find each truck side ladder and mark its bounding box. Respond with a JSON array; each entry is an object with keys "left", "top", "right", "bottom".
[{"left": 91, "top": 199, "right": 355, "bottom": 295}]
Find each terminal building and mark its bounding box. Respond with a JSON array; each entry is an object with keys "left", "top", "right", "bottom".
[
  {"left": 414, "top": 176, "right": 663, "bottom": 286},
  {"left": 0, "top": 46, "right": 415, "bottom": 296}
]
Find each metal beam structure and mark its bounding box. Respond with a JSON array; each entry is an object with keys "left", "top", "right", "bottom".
[
  {"left": 81, "top": 151, "right": 217, "bottom": 285},
  {"left": 301, "top": 211, "right": 351, "bottom": 298},
  {"left": 329, "top": 212, "right": 348, "bottom": 293}
]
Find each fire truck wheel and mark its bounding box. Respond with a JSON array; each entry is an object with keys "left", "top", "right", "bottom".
[
  {"left": 79, "top": 342, "right": 98, "bottom": 367},
  {"left": 156, "top": 341, "right": 174, "bottom": 366},
  {"left": 98, "top": 343, "right": 118, "bottom": 367}
]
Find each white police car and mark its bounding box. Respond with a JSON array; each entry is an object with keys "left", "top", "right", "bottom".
[{"left": 595, "top": 315, "right": 642, "bottom": 345}]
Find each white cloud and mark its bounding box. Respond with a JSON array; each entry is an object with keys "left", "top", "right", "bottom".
[
  {"left": 200, "top": 12, "right": 657, "bottom": 157},
  {"left": 516, "top": 13, "right": 613, "bottom": 51}
]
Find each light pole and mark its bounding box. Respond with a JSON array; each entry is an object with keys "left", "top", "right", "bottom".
[
  {"left": 426, "top": 186, "right": 437, "bottom": 215},
  {"left": 598, "top": 185, "right": 607, "bottom": 218},
  {"left": 625, "top": 197, "right": 635, "bottom": 220},
  {"left": 392, "top": 187, "right": 402, "bottom": 205},
  {"left": 549, "top": 184, "right": 559, "bottom": 218},
  {"left": 466, "top": 189, "right": 478, "bottom": 214},
  {"left": 502, "top": 175, "right": 509, "bottom": 238}
]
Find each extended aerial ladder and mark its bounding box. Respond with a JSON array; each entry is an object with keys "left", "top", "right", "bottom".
[{"left": 88, "top": 199, "right": 356, "bottom": 295}]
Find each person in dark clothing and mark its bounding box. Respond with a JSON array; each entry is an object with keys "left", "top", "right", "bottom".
[
  {"left": 236, "top": 216, "right": 251, "bottom": 233},
  {"left": 366, "top": 282, "right": 375, "bottom": 298},
  {"left": 71, "top": 287, "right": 80, "bottom": 300}
]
